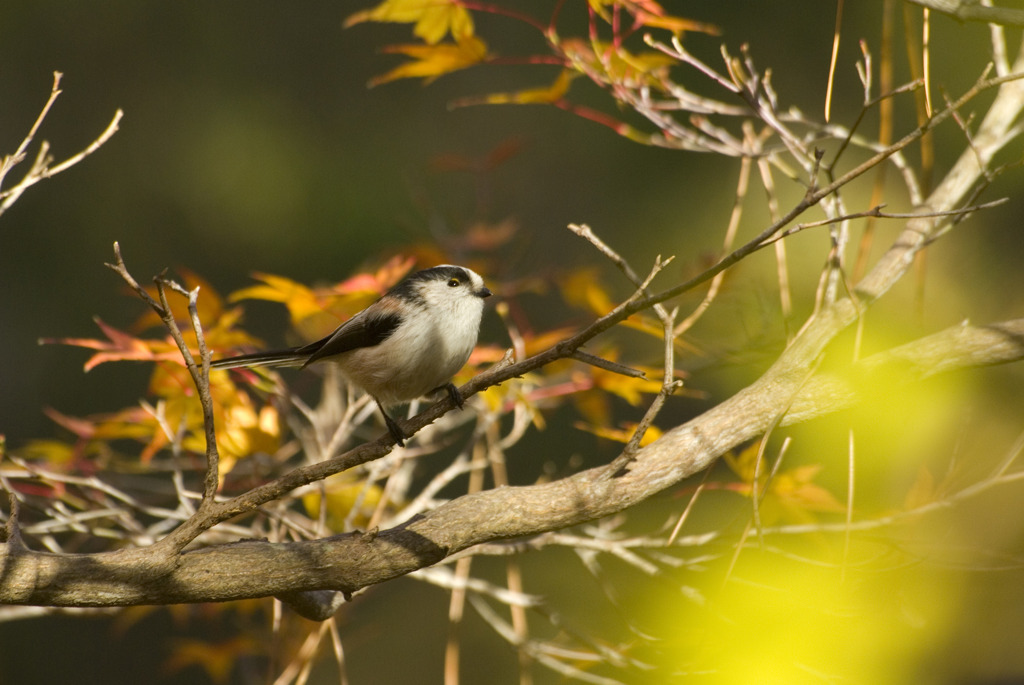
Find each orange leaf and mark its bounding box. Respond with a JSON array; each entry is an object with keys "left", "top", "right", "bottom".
[
  {"left": 633, "top": 11, "right": 719, "bottom": 36},
  {"left": 430, "top": 138, "right": 525, "bottom": 173},
  {"left": 42, "top": 318, "right": 184, "bottom": 371},
  {"left": 573, "top": 386, "right": 612, "bottom": 427},
  {"left": 467, "top": 343, "right": 507, "bottom": 366},
  {"left": 723, "top": 442, "right": 762, "bottom": 487},
  {"left": 165, "top": 637, "right": 258, "bottom": 684},
  {"left": 43, "top": 407, "right": 99, "bottom": 439},
  {"left": 587, "top": 1, "right": 719, "bottom": 36},
  {"left": 771, "top": 465, "right": 847, "bottom": 515},
  {"left": 521, "top": 326, "right": 579, "bottom": 357},
  {"left": 218, "top": 400, "right": 282, "bottom": 466},
  {"left": 463, "top": 218, "right": 519, "bottom": 251},
  {"left": 330, "top": 255, "right": 416, "bottom": 296}
]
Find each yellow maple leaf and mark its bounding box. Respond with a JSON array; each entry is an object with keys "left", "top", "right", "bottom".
[
  {"left": 593, "top": 368, "right": 664, "bottom": 406},
  {"left": 562, "top": 267, "right": 616, "bottom": 315},
  {"left": 370, "top": 35, "right": 489, "bottom": 86},
  {"left": 724, "top": 445, "right": 846, "bottom": 525},
  {"left": 229, "top": 272, "right": 325, "bottom": 324},
  {"left": 302, "top": 473, "right": 388, "bottom": 530},
  {"left": 463, "top": 70, "right": 578, "bottom": 106},
  {"left": 346, "top": 0, "right": 475, "bottom": 44},
  {"left": 561, "top": 38, "right": 674, "bottom": 87},
  {"left": 15, "top": 439, "right": 77, "bottom": 466},
  {"left": 574, "top": 420, "right": 663, "bottom": 447},
  {"left": 217, "top": 401, "right": 281, "bottom": 464},
  {"left": 480, "top": 377, "right": 547, "bottom": 430},
  {"left": 521, "top": 326, "right": 579, "bottom": 357}
]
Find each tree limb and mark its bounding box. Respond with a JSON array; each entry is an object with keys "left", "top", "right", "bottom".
[
  {"left": 1, "top": 316, "right": 1021, "bottom": 608},
  {"left": 904, "top": 0, "right": 1024, "bottom": 28}
]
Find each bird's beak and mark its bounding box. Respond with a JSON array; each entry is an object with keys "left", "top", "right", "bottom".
[{"left": 478, "top": 287, "right": 493, "bottom": 298}]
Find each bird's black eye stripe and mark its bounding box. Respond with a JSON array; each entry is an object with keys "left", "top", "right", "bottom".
[{"left": 388, "top": 265, "right": 472, "bottom": 302}]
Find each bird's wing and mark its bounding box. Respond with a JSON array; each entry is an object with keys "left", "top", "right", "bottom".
[{"left": 300, "top": 309, "right": 402, "bottom": 367}]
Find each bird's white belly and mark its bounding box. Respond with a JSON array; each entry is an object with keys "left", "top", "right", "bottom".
[{"left": 333, "top": 319, "right": 475, "bottom": 406}]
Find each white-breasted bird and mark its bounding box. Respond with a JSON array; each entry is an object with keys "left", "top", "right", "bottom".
[{"left": 212, "top": 264, "right": 492, "bottom": 445}]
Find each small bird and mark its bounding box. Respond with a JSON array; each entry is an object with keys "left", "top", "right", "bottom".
[{"left": 212, "top": 264, "right": 492, "bottom": 445}]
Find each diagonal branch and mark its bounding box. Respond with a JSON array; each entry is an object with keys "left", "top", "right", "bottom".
[
  {"left": 1, "top": 316, "right": 1021, "bottom": 607},
  {"left": 905, "top": 0, "right": 1024, "bottom": 27}
]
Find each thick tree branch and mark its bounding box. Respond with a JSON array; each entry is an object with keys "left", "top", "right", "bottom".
[
  {"left": 1, "top": 316, "right": 1021, "bottom": 607},
  {"left": 904, "top": 0, "right": 1024, "bottom": 28}
]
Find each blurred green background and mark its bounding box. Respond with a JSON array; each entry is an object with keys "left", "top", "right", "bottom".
[{"left": 2, "top": 2, "right": 1024, "bottom": 684}]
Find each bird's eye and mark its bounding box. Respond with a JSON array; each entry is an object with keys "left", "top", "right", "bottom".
[{"left": 448, "top": 278, "right": 460, "bottom": 287}]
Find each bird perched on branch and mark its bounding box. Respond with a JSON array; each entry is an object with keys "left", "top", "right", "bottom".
[{"left": 212, "top": 264, "right": 492, "bottom": 446}]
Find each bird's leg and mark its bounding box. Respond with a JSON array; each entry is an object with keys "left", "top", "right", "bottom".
[
  {"left": 375, "top": 399, "right": 407, "bottom": 446},
  {"left": 437, "top": 382, "right": 464, "bottom": 410}
]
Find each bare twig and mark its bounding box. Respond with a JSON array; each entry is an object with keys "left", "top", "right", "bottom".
[
  {"left": 569, "top": 350, "right": 645, "bottom": 378},
  {"left": 0, "top": 72, "right": 123, "bottom": 219},
  {"left": 825, "top": 0, "right": 845, "bottom": 121},
  {"left": 160, "top": 278, "right": 221, "bottom": 505},
  {"left": 763, "top": 197, "right": 1008, "bottom": 245},
  {"left": 0, "top": 72, "right": 64, "bottom": 191},
  {"left": 105, "top": 244, "right": 222, "bottom": 548}
]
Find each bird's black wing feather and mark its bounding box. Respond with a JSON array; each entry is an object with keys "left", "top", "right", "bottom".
[{"left": 300, "top": 310, "right": 402, "bottom": 367}]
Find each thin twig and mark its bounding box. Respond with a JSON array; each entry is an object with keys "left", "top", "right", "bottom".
[
  {"left": 618, "top": 308, "right": 681, "bottom": 462},
  {"left": 164, "top": 279, "right": 220, "bottom": 504},
  {"left": 105, "top": 245, "right": 223, "bottom": 548},
  {"left": 825, "top": 0, "right": 844, "bottom": 121},
  {"left": 567, "top": 223, "right": 681, "bottom": 465},
  {"left": 0, "top": 72, "right": 64, "bottom": 191},
  {"left": 666, "top": 467, "right": 712, "bottom": 546},
  {"left": 569, "top": 350, "right": 645, "bottom": 378},
  {"left": 0, "top": 72, "right": 122, "bottom": 218}
]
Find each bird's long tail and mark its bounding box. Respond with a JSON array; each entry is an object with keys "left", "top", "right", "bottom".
[{"left": 210, "top": 349, "right": 309, "bottom": 370}]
